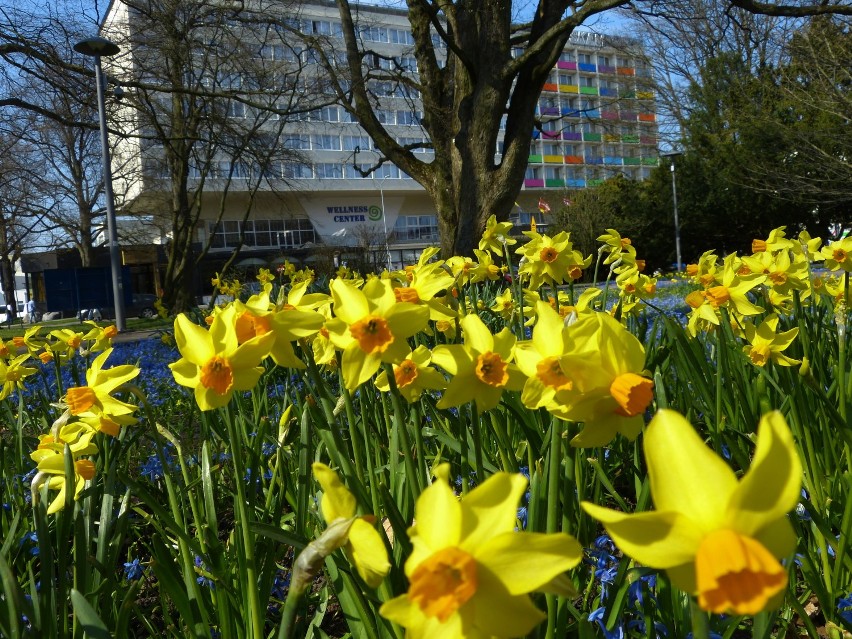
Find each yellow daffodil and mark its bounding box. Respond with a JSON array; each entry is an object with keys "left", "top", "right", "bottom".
[
  {"left": 470, "top": 249, "right": 503, "bottom": 283},
  {"left": 556, "top": 312, "right": 653, "bottom": 446},
  {"left": 0, "top": 353, "right": 38, "bottom": 400},
  {"left": 516, "top": 231, "right": 585, "bottom": 290},
  {"left": 326, "top": 278, "right": 429, "bottom": 391},
  {"left": 821, "top": 237, "right": 852, "bottom": 272},
  {"left": 432, "top": 314, "right": 526, "bottom": 412},
  {"left": 49, "top": 328, "right": 85, "bottom": 358},
  {"left": 82, "top": 321, "right": 118, "bottom": 352},
  {"left": 490, "top": 287, "right": 517, "bottom": 321},
  {"left": 30, "top": 430, "right": 99, "bottom": 514},
  {"left": 515, "top": 302, "right": 575, "bottom": 414},
  {"left": 582, "top": 410, "right": 801, "bottom": 615},
  {"left": 751, "top": 227, "right": 795, "bottom": 254},
  {"left": 169, "top": 305, "right": 274, "bottom": 410},
  {"left": 793, "top": 230, "right": 823, "bottom": 263},
  {"left": 380, "top": 464, "right": 582, "bottom": 638},
  {"left": 742, "top": 315, "right": 800, "bottom": 367},
  {"left": 63, "top": 348, "right": 140, "bottom": 418},
  {"left": 375, "top": 345, "right": 447, "bottom": 403},
  {"left": 393, "top": 251, "right": 456, "bottom": 322},
  {"left": 478, "top": 214, "right": 516, "bottom": 255},
  {"left": 312, "top": 463, "right": 390, "bottom": 587}
]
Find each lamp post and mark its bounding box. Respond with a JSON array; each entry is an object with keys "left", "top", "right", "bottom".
[
  {"left": 74, "top": 36, "right": 126, "bottom": 331},
  {"left": 662, "top": 151, "right": 683, "bottom": 272},
  {"left": 353, "top": 146, "right": 392, "bottom": 271}
]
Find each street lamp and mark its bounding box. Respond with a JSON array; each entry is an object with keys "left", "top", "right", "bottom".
[
  {"left": 662, "top": 151, "right": 683, "bottom": 272},
  {"left": 74, "top": 36, "right": 126, "bottom": 331},
  {"left": 353, "top": 146, "right": 392, "bottom": 271}
]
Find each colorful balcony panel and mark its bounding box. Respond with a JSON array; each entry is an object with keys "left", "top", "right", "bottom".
[
  {"left": 528, "top": 154, "right": 543, "bottom": 163},
  {"left": 557, "top": 61, "right": 577, "bottom": 70},
  {"left": 543, "top": 155, "right": 563, "bottom": 163},
  {"left": 585, "top": 156, "right": 604, "bottom": 164},
  {"left": 524, "top": 178, "right": 545, "bottom": 188},
  {"left": 598, "top": 64, "right": 616, "bottom": 74},
  {"left": 545, "top": 178, "right": 565, "bottom": 188},
  {"left": 620, "top": 91, "right": 636, "bottom": 98},
  {"left": 579, "top": 86, "right": 599, "bottom": 95},
  {"left": 587, "top": 178, "right": 605, "bottom": 186},
  {"left": 636, "top": 91, "right": 655, "bottom": 100},
  {"left": 582, "top": 132, "right": 602, "bottom": 142},
  {"left": 604, "top": 156, "right": 622, "bottom": 165},
  {"left": 641, "top": 158, "right": 659, "bottom": 166},
  {"left": 638, "top": 113, "right": 656, "bottom": 122},
  {"left": 603, "top": 133, "right": 621, "bottom": 142},
  {"left": 566, "top": 178, "right": 586, "bottom": 188},
  {"left": 578, "top": 63, "right": 597, "bottom": 72},
  {"left": 617, "top": 67, "right": 635, "bottom": 76},
  {"left": 599, "top": 87, "right": 618, "bottom": 97},
  {"left": 540, "top": 106, "right": 560, "bottom": 115},
  {"left": 542, "top": 131, "right": 561, "bottom": 139},
  {"left": 622, "top": 135, "right": 640, "bottom": 144},
  {"left": 564, "top": 155, "right": 584, "bottom": 164},
  {"left": 639, "top": 135, "right": 657, "bottom": 145},
  {"left": 620, "top": 110, "right": 637, "bottom": 120},
  {"left": 559, "top": 84, "right": 579, "bottom": 93},
  {"left": 585, "top": 109, "right": 601, "bottom": 118},
  {"left": 561, "top": 108, "right": 582, "bottom": 118},
  {"left": 623, "top": 157, "right": 641, "bottom": 165},
  {"left": 562, "top": 132, "right": 582, "bottom": 141},
  {"left": 543, "top": 83, "right": 559, "bottom": 93},
  {"left": 601, "top": 111, "right": 619, "bottom": 120}
]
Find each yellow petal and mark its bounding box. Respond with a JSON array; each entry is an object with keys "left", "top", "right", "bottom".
[
  {"left": 469, "top": 567, "right": 547, "bottom": 637},
  {"left": 346, "top": 518, "right": 390, "bottom": 588},
  {"left": 475, "top": 531, "right": 582, "bottom": 595},
  {"left": 460, "top": 314, "right": 493, "bottom": 354},
  {"left": 581, "top": 503, "right": 702, "bottom": 569},
  {"left": 726, "top": 411, "right": 802, "bottom": 537},
  {"left": 645, "top": 410, "right": 736, "bottom": 528},
  {"left": 174, "top": 314, "right": 213, "bottom": 366},
  {"left": 407, "top": 465, "right": 461, "bottom": 571},
  {"left": 460, "top": 473, "right": 527, "bottom": 549},
  {"left": 312, "top": 462, "right": 356, "bottom": 522}
]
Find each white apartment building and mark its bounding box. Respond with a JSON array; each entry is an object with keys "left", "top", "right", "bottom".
[{"left": 103, "top": 1, "right": 658, "bottom": 271}]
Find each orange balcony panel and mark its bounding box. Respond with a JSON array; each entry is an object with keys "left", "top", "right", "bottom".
[
  {"left": 542, "top": 83, "right": 559, "bottom": 92},
  {"left": 617, "top": 68, "right": 635, "bottom": 76},
  {"left": 564, "top": 155, "right": 584, "bottom": 164},
  {"left": 638, "top": 113, "right": 656, "bottom": 122}
]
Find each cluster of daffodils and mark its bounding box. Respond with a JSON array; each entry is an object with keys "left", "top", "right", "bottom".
[
  {"left": 171, "top": 249, "right": 655, "bottom": 446},
  {"left": 0, "top": 323, "right": 140, "bottom": 514},
  {"left": 304, "top": 408, "right": 802, "bottom": 636},
  {"left": 682, "top": 227, "right": 850, "bottom": 354}
]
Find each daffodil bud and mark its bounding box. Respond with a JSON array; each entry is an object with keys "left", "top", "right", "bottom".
[{"left": 291, "top": 517, "right": 357, "bottom": 596}]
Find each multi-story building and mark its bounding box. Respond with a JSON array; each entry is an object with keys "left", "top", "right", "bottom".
[{"left": 103, "top": 1, "right": 658, "bottom": 274}]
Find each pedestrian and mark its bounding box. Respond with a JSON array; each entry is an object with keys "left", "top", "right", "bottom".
[{"left": 26, "top": 298, "right": 36, "bottom": 323}]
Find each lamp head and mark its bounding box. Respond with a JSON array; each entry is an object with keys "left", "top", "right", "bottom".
[{"left": 74, "top": 36, "right": 120, "bottom": 58}]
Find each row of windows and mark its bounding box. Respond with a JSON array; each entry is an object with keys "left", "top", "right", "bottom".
[
  {"left": 530, "top": 142, "right": 659, "bottom": 156},
  {"left": 208, "top": 218, "right": 318, "bottom": 250},
  {"left": 276, "top": 105, "right": 424, "bottom": 126},
  {"left": 392, "top": 215, "right": 439, "bottom": 243},
  {"left": 525, "top": 166, "right": 654, "bottom": 180},
  {"left": 182, "top": 161, "right": 414, "bottom": 181},
  {"left": 279, "top": 17, "right": 445, "bottom": 48}
]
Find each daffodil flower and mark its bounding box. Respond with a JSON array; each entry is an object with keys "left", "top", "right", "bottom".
[
  {"left": 478, "top": 214, "right": 516, "bottom": 255},
  {"left": 742, "top": 315, "right": 800, "bottom": 367},
  {"left": 30, "top": 430, "right": 99, "bottom": 514},
  {"left": 582, "top": 410, "right": 801, "bottom": 615},
  {"left": 516, "top": 231, "right": 585, "bottom": 290},
  {"left": 432, "top": 314, "right": 526, "bottom": 412},
  {"left": 0, "top": 353, "right": 38, "bottom": 400},
  {"left": 821, "top": 237, "right": 852, "bottom": 271},
  {"left": 63, "top": 348, "right": 140, "bottom": 418},
  {"left": 380, "top": 464, "right": 581, "bottom": 638},
  {"left": 375, "top": 345, "right": 447, "bottom": 403},
  {"left": 169, "top": 306, "right": 274, "bottom": 411},
  {"left": 312, "top": 463, "right": 390, "bottom": 588},
  {"left": 326, "top": 278, "right": 429, "bottom": 391}
]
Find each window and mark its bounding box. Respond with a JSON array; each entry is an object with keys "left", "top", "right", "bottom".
[
  {"left": 525, "top": 167, "right": 541, "bottom": 180},
  {"left": 392, "top": 215, "right": 439, "bottom": 243},
  {"left": 389, "top": 28, "right": 415, "bottom": 45},
  {"left": 398, "top": 56, "right": 417, "bottom": 72},
  {"left": 375, "top": 164, "right": 400, "bottom": 179},
  {"left": 597, "top": 55, "right": 610, "bottom": 65},
  {"left": 277, "top": 218, "right": 318, "bottom": 247},
  {"left": 282, "top": 163, "right": 313, "bottom": 179},
  {"left": 320, "top": 106, "right": 340, "bottom": 122},
  {"left": 312, "top": 135, "right": 341, "bottom": 150},
  {"left": 360, "top": 25, "right": 389, "bottom": 42},
  {"left": 343, "top": 135, "right": 372, "bottom": 151},
  {"left": 226, "top": 101, "right": 245, "bottom": 118},
  {"left": 376, "top": 109, "right": 395, "bottom": 125},
  {"left": 543, "top": 142, "right": 561, "bottom": 155},
  {"left": 344, "top": 164, "right": 371, "bottom": 178},
  {"left": 559, "top": 51, "right": 575, "bottom": 62},
  {"left": 545, "top": 167, "right": 561, "bottom": 180},
  {"left": 559, "top": 74, "right": 575, "bottom": 85},
  {"left": 581, "top": 76, "right": 595, "bottom": 87},
  {"left": 617, "top": 56, "right": 630, "bottom": 67},
  {"left": 315, "top": 163, "right": 344, "bottom": 179},
  {"left": 283, "top": 134, "right": 310, "bottom": 150},
  {"left": 579, "top": 53, "right": 592, "bottom": 64}
]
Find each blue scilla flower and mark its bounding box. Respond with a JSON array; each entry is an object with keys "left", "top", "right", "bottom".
[
  {"left": 588, "top": 607, "right": 624, "bottom": 639},
  {"left": 194, "top": 555, "right": 215, "bottom": 589},
  {"left": 270, "top": 571, "right": 291, "bottom": 600},
  {"left": 627, "top": 573, "right": 657, "bottom": 608},
  {"left": 123, "top": 558, "right": 145, "bottom": 581},
  {"left": 261, "top": 442, "right": 278, "bottom": 457},
  {"left": 20, "top": 531, "right": 39, "bottom": 556},
  {"left": 837, "top": 594, "right": 852, "bottom": 624},
  {"left": 140, "top": 454, "right": 165, "bottom": 482},
  {"left": 594, "top": 534, "right": 617, "bottom": 555}
]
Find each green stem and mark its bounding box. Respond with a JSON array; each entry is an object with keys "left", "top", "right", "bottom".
[
  {"left": 224, "top": 408, "right": 264, "bottom": 639},
  {"left": 382, "top": 363, "right": 422, "bottom": 501},
  {"left": 689, "top": 599, "right": 710, "bottom": 639},
  {"left": 276, "top": 586, "right": 305, "bottom": 639}
]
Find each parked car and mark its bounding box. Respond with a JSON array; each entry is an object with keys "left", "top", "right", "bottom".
[{"left": 77, "top": 293, "right": 160, "bottom": 321}]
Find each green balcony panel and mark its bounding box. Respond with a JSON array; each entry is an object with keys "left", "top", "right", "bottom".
[
  {"left": 623, "top": 157, "right": 641, "bottom": 165},
  {"left": 545, "top": 179, "right": 566, "bottom": 188},
  {"left": 580, "top": 86, "right": 599, "bottom": 95},
  {"left": 622, "top": 135, "right": 640, "bottom": 144},
  {"left": 641, "top": 158, "right": 659, "bottom": 166},
  {"left": 582, "top": 133, "right": 602, "bottom": 142},
  {"left": 587, "top": 179, "right": 604, "bottom": 186},
  {"left": 528, "top": 154, "right": 543, "bottom": 163}
]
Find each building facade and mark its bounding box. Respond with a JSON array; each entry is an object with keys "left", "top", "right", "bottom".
[{"left": 103, "top": 1, "right": 658, "bottom": 273}]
